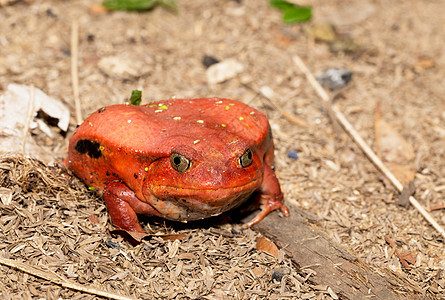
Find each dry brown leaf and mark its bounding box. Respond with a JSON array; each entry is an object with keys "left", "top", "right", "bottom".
[
  {"left": 375, "top": 103, "right": 416, "bottom": 185},
  {"left": 375, "top": 118, "right": 415, "bottom": 162},
  {"left": 256, "top": 236, "right": 279, "bottom": 258},
  {"left": 399, "top": 250, "right": 417, "bottom": 265},
  {"left": 306, "top": 23, "right": 338, "bottom": 42},
  {"left": 158, "top": 233, "right": 188, "bottom": 241},
  {"left": 251, "top": 266, "right": 265, "bottom": 277},
  {"left": 385, "top": 235, "right": 416, "bottom": 270},
  {"left": 386, "top": 162, "right": 416, "bottom": 187},
  {"left": 87, "top": 214, "right": 99, "bottom": 224},
  {"left": 111, "top": 229, "right": 151, "bottom": 243}
]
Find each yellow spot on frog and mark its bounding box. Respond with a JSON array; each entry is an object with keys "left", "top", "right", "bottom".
[
  {"left": 225, "top": 106, "right": 230, "bottom": 110},
  {"left": 145, "top": 167, "right": 149, "bottom": 172},
  {"left": 229, "top": 103, "right": 235, "bottom": 106},
  {"left": 173, "top": 116, "right": 181, "bottom": 120},
  {"left": 197, "top": 120, "right": 204, "bottom": 123},
  {"left": 193, "top": 139, "right": 200, "bottom": 144},
  {"left": 221, "top": 124, "right": 227, "bottom": 127},
  {"left": 99, "top": 145, "right": 105, "bottom": 152},
  {"left": 239, "top": 116, "right": 244, "bottom": 121},
  {"left": 151, "top": 104, "right": 169, "bottom": 112},
  {"left": 88, "top": 187, "right": 95, "bottom": 191}
]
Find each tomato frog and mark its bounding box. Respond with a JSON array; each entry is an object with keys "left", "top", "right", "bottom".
[{"left": 66, "top": 97, "right": 289, "bottom": 233}]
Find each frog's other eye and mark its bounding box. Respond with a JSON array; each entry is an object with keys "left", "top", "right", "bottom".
[
  {"left": 170, "top": 153, "right": 191, "bottom": 173},
  {"left": 239, "top": 148, "right": 253, "bottom": 168}
]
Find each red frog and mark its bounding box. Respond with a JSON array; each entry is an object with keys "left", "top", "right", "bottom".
[{"left": 66, "top": 97, "right": 289, "bottom": 233}]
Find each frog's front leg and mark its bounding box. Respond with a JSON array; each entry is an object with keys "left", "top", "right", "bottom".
[
  {"left": 103, "top": 182, "right": 160, "bottom": 233},
  {"left": 246, "top": 163, "right": 289, "bottom": 227}
]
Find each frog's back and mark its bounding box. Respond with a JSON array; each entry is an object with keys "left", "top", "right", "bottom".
[
  {"left": 71, "top": 98, "right": 270, "bottom": 155},
  {"left": 67, "top": 98, "right": 271, "bottom": 191}
]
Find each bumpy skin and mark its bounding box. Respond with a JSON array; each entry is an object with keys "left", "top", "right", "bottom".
[{"left": 67, "top": 97, "right": 289, "bottom": 233}]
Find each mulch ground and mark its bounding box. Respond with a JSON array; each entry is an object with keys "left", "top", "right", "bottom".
[{"left": 0, "top": 0, "right": 444, "bottom": 299}]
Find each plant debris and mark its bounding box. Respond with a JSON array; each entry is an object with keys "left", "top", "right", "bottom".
[
  {"left": 269, "top": 0, "right": 312, "bottom": 24},
  {"left": 374, "top": 102, "right": 416, "bottom": 186},
  {"left": 129, "top": 90, "right": 142, "bottom": 106},
  {"left": 0, "top": 154, "right": 324, "bottom": 299},
  {"left": 385, "top": 235, "right": 417, "bottom": 270},
  {"left": 102, "top": 0, "right": 177, "bottom": 12}
]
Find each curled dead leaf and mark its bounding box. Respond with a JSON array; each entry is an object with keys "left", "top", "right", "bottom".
[
  {"left": 256, "top": 236, "right": 279, "bottom": 258},
  {"left": 111, "top": 229, "right": 152, "bottom": 243},
  {"left": 399, "top": 250, "right": 417, "bottom": 265},
  {"left": 385, "top": 235, "right": 416, "bottom": 270}
]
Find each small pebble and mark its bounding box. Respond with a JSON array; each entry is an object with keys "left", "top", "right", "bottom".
[
  {"left": 271, "top": 267, "right": 290, "bottom": 283},
  {"left": 316, "top": 68, "right": 352, "bottom": 91},
  {"left": 105, "top": 238, "right": 122, "bottom": 249},
  {"left": 202, "top": 55, "right": 220, "bottom": 68},
  {"left": 206, "top": 59, "right": 244, "bottom": 84},
  {"left": 287, "top": 149, "right": 299, "bottom": 160}
]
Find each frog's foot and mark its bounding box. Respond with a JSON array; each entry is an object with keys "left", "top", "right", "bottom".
[
  {"left": 104, "top": 182, "right": 160, "bottom": 233},
  {"left": 245, "top": 196, "right": 289, "bottom": 228},
  {"left": 244, "top": 162, "right": 289, "bottom": 227}
]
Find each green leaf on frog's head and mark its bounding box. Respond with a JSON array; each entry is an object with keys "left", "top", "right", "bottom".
[
  {"left": 130, "top": 90, "right": 142, "bottom": 106},
  {"left": 102, "top": 0, "right": 177, "bottom": 12},
  {"left": 283, "top": 6, "right": 312, "bottom": 23}
]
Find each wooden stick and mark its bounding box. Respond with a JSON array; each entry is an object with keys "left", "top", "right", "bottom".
[
  {"left": 0, "top": 256, "right": 134, "bottom": 300},
  {"left": 293, "top": 55, "right": 445, "bottom": 241},
  {"left": 21, "top": 86, "right": 35, "bottom": 154},
  {"left": 71, "top": 21, "right": 82, "bottom": 125}
]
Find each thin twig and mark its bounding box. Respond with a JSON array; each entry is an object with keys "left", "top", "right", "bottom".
[
  {"left": 293, "top": 55, "right": 445, "bottom": 241},
  {"left": 71, "top": 20, "right": 82, "bottom": 125},
  {"left": 430, "top": 203, "right": 445, "bottom": 211},
  {"left": 21, "top": 86, "right": 35, "bottom": 154},
  {"left": 0, "top": 256, "right": 134, "bottom": 300}
]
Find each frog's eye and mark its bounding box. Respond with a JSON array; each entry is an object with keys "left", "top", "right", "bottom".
[
  {"left": 170, "top": 153, "right": 191, "bottom": 173},
  {"left": 239, "top": 148, "right": 253, "bottom": 168}
]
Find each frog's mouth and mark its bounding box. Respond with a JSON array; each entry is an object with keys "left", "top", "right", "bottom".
[{"left": 145, "top": 179, "right": 260, "bottom": 221}]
